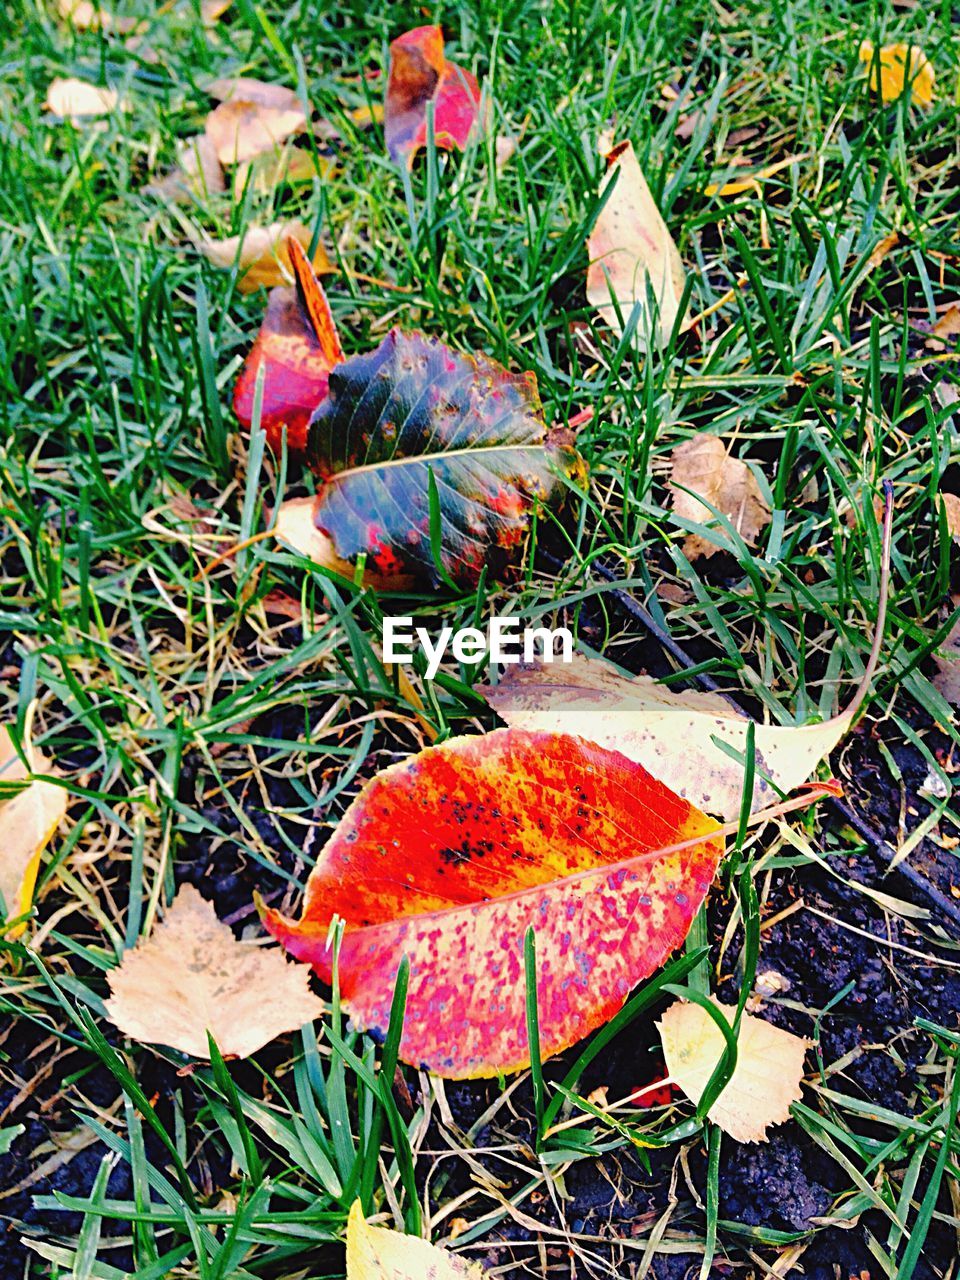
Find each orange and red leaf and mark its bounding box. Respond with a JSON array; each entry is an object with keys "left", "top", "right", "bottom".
[
  {"left": 233, "top": 236, "right": 344, "bottom": 454},
  {"left": 263, "top": 729, "right": 723, "bottom": 1078},
  {"left": 385, "top": 25, "right": 483, "bottom": 166}
]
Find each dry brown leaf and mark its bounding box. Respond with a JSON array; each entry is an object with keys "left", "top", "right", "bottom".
[
  {"left": 104, "top": 884, "right": 323, "bottom": 1058},
  {"left": 859, "top": 41, "right": 935, "bottom": 106},
  {"left": 207, "top": 77, "right": 301, "bottom": 111},
  {"left": 0, "top": 725, "right": 68, "bottom": 939},
  {"left": 658, "top": 998, "right": 807, "bottom": 1143},
  {"left": 150, "top": 134, "right": 224, "bottom": 202},
  {"left": 483, "top": 652, "right": 864, "bottom": 820},
  {"left": 346, "top": 1199, "right": 483, "bottom": 1280},
  {"left": 45, "top": 77, "right": 119, "bottom": 119},
  {"left": 933, "top": 610, "right": 960, "bottom": 707},
  {"left": 926, "top": 304, "right": 960, "bottom": 353},
  {"left": 205, "top": 93, "right": 307, "bottom": 165},
  {"left": 669, "top": 435, "right": 770, "bottom": 560},
  {"left": 586, "top": 136, "right": 690, "bottom": 350},
  {"left": 199, "top": 220, "right": 332, "bottom": 294}
]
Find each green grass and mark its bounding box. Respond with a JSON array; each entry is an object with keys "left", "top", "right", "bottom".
[{"left": 2, "top": 0, "right": 960, "bottom": 1275}]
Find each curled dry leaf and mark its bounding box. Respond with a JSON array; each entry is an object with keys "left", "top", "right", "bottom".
[
  {"left": 200, "top": 219, "right": 332, "bottom": 294},
  {"left": 941, "top": 493, "right": 960, "bottom": 544},
  {"left": 586, "top": 137, "right": 690, "bottom": 350},
  {"left": 0, "top": 725, "right": 68, "bottom": 939},
  {"left": 233, "top": 235, "right": 344, "bottom": 452},
  {"left": 669, "top": 435, "right": 771, "bottom": 560},
  {"left": 657, "top": 998, "right": 808, "bottom": 1143},
  {"left": 150, "top": 134, "right": 224, "bottom": 202},
  {"left": 385, "top": 25, "right": 483, "bottom": 166},
  {"left": 205, "top": 89, "right": 307, "bottom": 165},
  {"left": 926, "top": 304, "right": 960, "bottom": 353},
  {"left": 104, "top": 884, "right": 323, "bottom": 1059},
  {"left": 482, "top": 649, "right": 878, "bottom": 820},
  {"left": 263, "top": 728, "right": 723, "bottom": 1077},
  {"left": 207, "top": 77, "right": 302, "bottom": 111},
  {"left": 233, "top": 147, "right": 335, "bottom": 199},
  {"left": 294, "top": 329, "right": 585, "bottom": 588},
  {"left": 45, "top": 77, "right": 119, "bottom": 119},
  {"left": 346, "top": 1199, "right": 482, "bottom": 1280},
  {"left": 859, "top": 41, "right": 934, "bottom": 106}
]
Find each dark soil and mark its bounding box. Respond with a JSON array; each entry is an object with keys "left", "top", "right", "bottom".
[{"left": 2, "top": 590, "right": 959, "bottom": 1279}]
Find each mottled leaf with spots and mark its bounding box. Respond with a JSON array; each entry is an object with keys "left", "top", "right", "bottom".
[{"left": 262, "top": 729, "right": 722, "bottom": 1078}]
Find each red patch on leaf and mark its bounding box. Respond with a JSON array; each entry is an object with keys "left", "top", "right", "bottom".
[
  {"left": 233, "top": 237, "right": 344, "bottom": 454},
  {"left": 263, "top": 729, "right": 723, "bottom": 1078},
  {"left": 385, "top": 25, "right": 483, "bottom": 166}
]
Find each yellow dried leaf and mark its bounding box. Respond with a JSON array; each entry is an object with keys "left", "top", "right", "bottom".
[
  {"left": 657, "top": 998, "right": 808, "bottom": 1143},
  {"left": 484, "top": 652, "right": 861, "bottom": 820},
  {"left": 104, "top": 884, "right": 323, "bottom": 1058},
  {"left": 704, "top": 154, "right": 803, "bottom": 198},
  {"left": 669, "top": 435, "right": 770, "bottom": 560},
  {"left": 586, "top": 136, "right": 690, "bottom": 349},
  {"left": 205, "top": 95, "right": 307, "bottom": 165},
  {"left": 232, "top": 147, "right": 336, "bottom": 199},
  {"left": 45, "top": 77, "right": 119, "bottom": 119},
  {"left": 345, "top": 1200, "right": 483, "bottom": 1280},
  {"left": 199, "top": 220, "right": 332, "bottom": 293},
  {"left": 0, "top": 726, "right": 67, "bottom": 939},
  {"left": 859, "top": 41, "right": 934, "bottom": 106}
]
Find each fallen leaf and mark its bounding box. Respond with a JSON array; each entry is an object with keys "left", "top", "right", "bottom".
[
  {"left": 385, "top": 25, "right": 483, "bottom": 166},
  {"left": 586, "top": 137, "right": 690, "bottom": 350},
  {"left": 206, "top": 77, "right": 303, "bottom": 111},
  {"left": 232, "top": 147, "right": 335, "bottom": 198},
  {"left": 273, "top": 497, "right": 417, "bottom": 591},
  {"left": 657, "top": 997, "right": 807, "bottom": 1142},
  {"left": 233, "top": 235, "right": 344, "bottom": 452},
  {"left": 703, "top": 154, "right": 804, "bottom": 198},
  {"left": 859, "top": 41, "right": 935, "bottom": 106},
  {"left": 104, "top": 884, "right": 323, "bottom": 1059},
  {"left": 0, "top": 725, "right": 68, "bottom": 938},
  {"left": 933, "top": 611, "right": 960, "bottom": 707},
  {"left": 669, "top": 435, "right": 770, "bottom": 560},
  {"left": 926, "top": 304, "right": 960, "bottom": 352},
  {"left": 482, "top": 652, "right": 866, "bottom": 820},
  {"left": 346, "top": 1199, "right": 482, "bottom": 1279},
  {"left": 867, "top": 229, "right": 899, "bottom": 271},
  {"left": 201, "top": 0, "right": 232, "bottom": 19},
  {"left": 262, "top": 728, "right": 723, "bottom": 1077},
  {"left": 941, "top": 493, "right": 960, "bottom": 544},
  {"left": 205, "top": 90, "right": 307, "bottom": 165},
  {"left": 45, "top": 77, "right": 119, "bottom": 119},
  {"left": 296, "top": 329, "right": 585, "bottom": 588},
  {"left": 149, "top": 134, "right": 224, "bottom": 202},
  {"left": 199, "top": 219, "right": 332, "bottom": 294}
]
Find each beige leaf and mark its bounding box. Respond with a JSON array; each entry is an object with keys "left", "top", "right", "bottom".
[
  {"left": 658, "top": 997, "right": 808, "bottom": 1143},
  {"left": 199, "top": 220, "right": 332, "bottom": 294},
  {"left": 56, "top": 0, "right": 141, "bottom": 31},
  {"left": 0, "top": 725, "right": 68, "bottom": 939},
  {"left": 150, "top": 134, "right": 225, "bottom": 202},
  {"left": 232, "top": 147, "right": 335, "bottom": 199},
  {"left": 346, "top": 1199, "right": 483, "bottom": 1280},
  {"left": 933, "top": 612, "right": 960, "bottom": 707},
  {"left": 273, "top": 497, "right": 417, "bottom": 592},
  {"left": 104, "top": 884, "right": 323, "bottom": 1058},
  {"left": 201, "top": 0, "right": 233, "bottom": 21},
  {"left": 482, "top": 652, "right": 862, "bottom": 820},
  {"left": 586, "top": 136, "right": 690, "bottom": 349},
  {"left": 926, "top": 304, "right": 960, "bottom": 353},
  {"left": 205, "top": 90, "right": 307, "bottom": 164},
  {"left": 669, "top": 435, "right": 770, "bottom": 560},
  {"left": 859, "top": 41, "right": 935, "bottom": 106},
  {"left": 941, "top": 493, "right": 960, "bottom": 544},
  {"left": 206, "top": 77, "right": 302, "bottom": 111},
  {"left": 45, "top": 77, "right": 119, "bottom": 119}
]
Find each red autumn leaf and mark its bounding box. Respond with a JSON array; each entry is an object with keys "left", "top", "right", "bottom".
[
  {"left": 233, "top": 236, "right": 344, "bottom": 454},
  {"left": 385, "top": 25, "right": 483, "bottom": 166},
  {"left": 262, "top": 729, "right": 723, "bottom": 1078}
]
